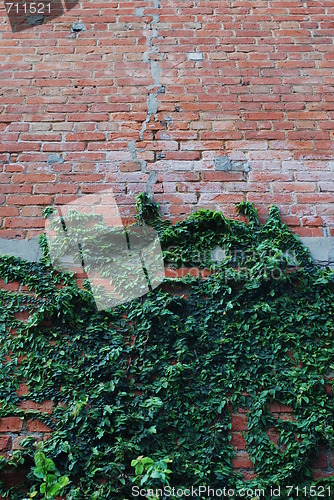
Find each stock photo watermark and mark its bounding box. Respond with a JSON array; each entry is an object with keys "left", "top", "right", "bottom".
[
  {"left": 132, "top": 484, "right": 332, "bottom": 498},
  {"left": 165, "top": 245, "right": 300, "bottom": 283},
  {"left": 45, "top": 188, "right": 165, "bottom": 311},
  {"left": 3, "top": 0, "right": 78, "bottom": 32}
]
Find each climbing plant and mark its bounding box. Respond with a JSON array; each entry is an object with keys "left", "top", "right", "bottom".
[{"left": 0, "top": 194, "right": 333, "bottom": 499}]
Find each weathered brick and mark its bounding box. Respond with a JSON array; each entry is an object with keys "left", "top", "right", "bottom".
[
  {"left": 12, "top": 435, "right": 41, "bottom": 451},
  {"left": 12, "top": 174, "right": 56, "bottom": 183},
  {"left": 0, "top": 437, "right": 11, "bottom": 452},
  {"left": 7, "top": 195, "right": 52, "bottom": 206},
  {"left": 202, "top": 172, "right": 246, "bottom": 182},
  {"left": 231, "top": 415, "right": 248, "bottom": 432},
  {"left": 313, "top": 449, "right": 328, "bottom": 469},
  {"left": 5, "top": 218, "right": 45, "bottom": 229},
  {"left": 26, "top": 420, "right": 53, "bottom": 433},
  {"left": 268, "top": 403, "right": 294, "bottom": 413},
  {"left": 232, "top": 452, "right": 253, "bottom": 469},
  {"left": 16, "top": 383, "right": 30, "bottom": 397},
  {"left": 19, "top": 400, "right": 54, "bottom": 414},
  {"left": 0, "top": 417, "right": 23, "bottom": 432},
  {"left": 231, "top": 433, "right": 247, "bottom": 450}
]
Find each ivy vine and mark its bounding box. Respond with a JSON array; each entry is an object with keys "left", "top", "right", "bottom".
[{"left": 0, "top": 194, "right": 333, "bottom": 499}]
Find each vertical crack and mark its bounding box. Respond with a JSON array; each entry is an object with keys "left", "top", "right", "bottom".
[
  {"left": 139, "top": 1, "right": 162, "bottom": 141},
  {"left": 129, "top": 0, "right": 162, "bottom": 193}
]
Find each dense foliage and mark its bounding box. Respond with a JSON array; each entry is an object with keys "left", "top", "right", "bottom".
[{"left": 0, "top": 195, "right": 333, "bottom": 499}]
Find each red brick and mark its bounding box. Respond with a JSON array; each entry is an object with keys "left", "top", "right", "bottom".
[
  {"left": 0, "top": 207, "right": 19, "bottom": 216},
  {"left": 293, "top": 227, "right": 324, "bottom": 237},
  {"left": 16, "top": 383, "right": 30, "bottom": 397},
  {"left": 120, "top": 162, "right": 142, "bottom": 172},
  {"left": 267, "top": 429, "right": 279, "bottom": 446},
  {"left": 313, "top": 470, "right": 332, "bottom": 479},
  {"left": 301, "top": 216, "right": 323, "bottom": 227},
  {"left": 12, "top": 435, "right": 41, "bottom": 451},
  {"left": 7, "top": 195, "right": 52, "bottom": 206},
  {"left": 165, "top": 267, "right": 199, "bottom": 278},
  {"left": 33, "top": 184, "right": 78, "bottom": 194},
  {"left": 14, "top": 310, "right": 30, "bottom": 321},
  {"left": 268, "top": 403, "right": 294, "bottom": 413},
  {"left": 12, "top": 174, "right": 56, "bottom": 183},
  {"left": 164, "top": 268, "right": 180, "bottom": 278},
  {"left": 329, "top": 450, "right": 334, "bottom": 468},
  {"left": 19, "top": 400, "right": 53, "bottom": 414},
  {"left": 0, "top": 417, "right": 23, "bottom": 432},
  {"left": 313, "top": 449, "right": 328, "bottom": 469},
  {"left": 0, "top": 437, "right": 11, "bottom": 452},
  {"left": 231, "top": 433, "right": 247, "bottom": 450},
  {"left": 202, "top": 172, "right": 247, "bottom": 182},
  {"left": 0, "top": 185, "right": 32, "bottom": 194},
  {"left": 26, "top": 420, "right": 53, "bottom": 433},
  {"left": 4, "top": 164, "right": 25, "bottom": 172},
  {"left": 325, "top": 384, "right": 333, "bottom": 396},
  {"left": 231, "top": 415, "right": 248, "bottom": 432},
  {"left": 5, "top": 218, "right": 45, "bottom": 229},
  {"left": 278, "top": 413, "right": 296, "bottom": 422},
  {"left": 232, "top": 452, "right": 253, "bottom": 469},
  {"left": 272, "top": 182, "right": 316, "bottom": 193},
  {"left": 57, "top": 174, "right": 103, "bottom": 183},
  {"left": 0, "top": 280, "right": 19, "bottom": 291}
]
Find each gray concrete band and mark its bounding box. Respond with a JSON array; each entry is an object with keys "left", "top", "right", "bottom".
[{"left": 0, "top": 237, "right": 334, "bottom": 267}]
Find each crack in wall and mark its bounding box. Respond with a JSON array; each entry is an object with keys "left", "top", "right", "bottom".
[
  {"left": 128, "top": 139, "right": 147, "bottom": 172},
  {"left": 139, "top": 0, "right": 162, "bottom": 143},
  {"left": 129, "top": 0, "right": 162, "bottom": 193}
]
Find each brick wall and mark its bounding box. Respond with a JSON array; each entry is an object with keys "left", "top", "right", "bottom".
[{"left": 0, "top": 0, "right": 334, "bottom": 240}]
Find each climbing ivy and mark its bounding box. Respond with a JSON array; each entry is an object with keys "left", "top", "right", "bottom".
[
  {"left": 0, "top": 194, "right": 333, "bottom": 499},
  {"left": 26, "top": 445, "right": 69, "bottom": 499}
]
